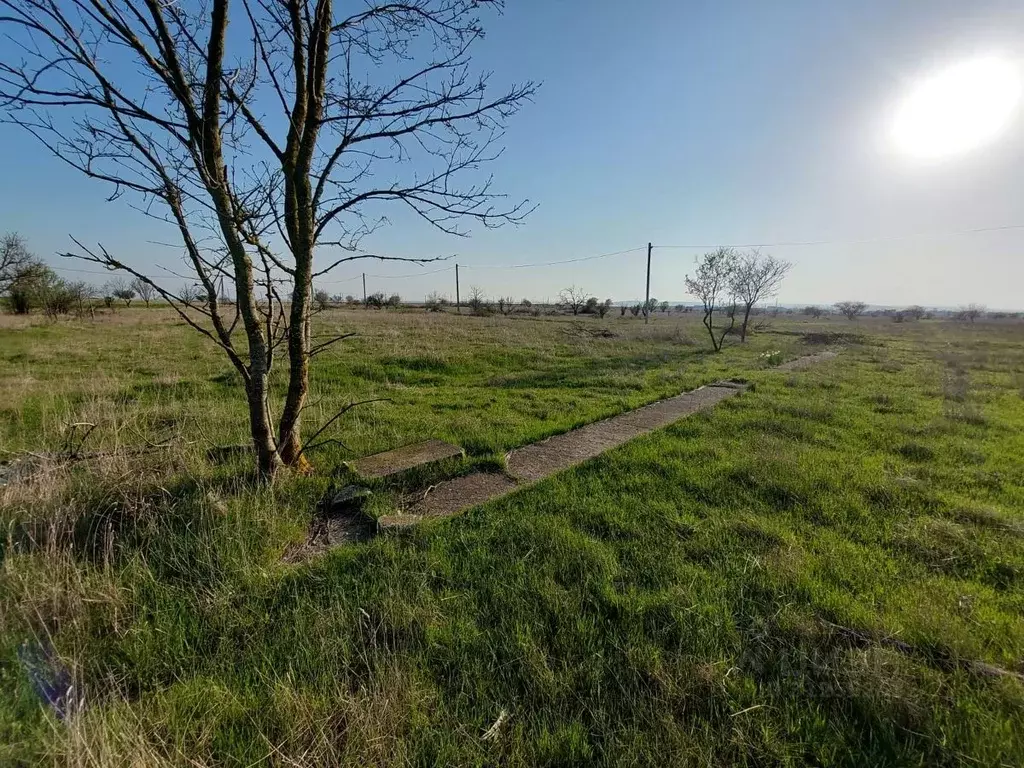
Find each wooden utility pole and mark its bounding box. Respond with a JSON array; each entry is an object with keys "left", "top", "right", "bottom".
[
  {"left": 644, "top": 242, "right": 652, "bottom": 325},
  {"left": 455, "top": 264, "right": 461, "bottom": 314},
  {"left": 362, "top": 273, "right": 367, "bottom": 306}
]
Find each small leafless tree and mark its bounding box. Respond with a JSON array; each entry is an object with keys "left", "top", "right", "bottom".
[
  {"left": 685, "top": 248, "right": 738, "bottom": 352},
  {"left": 131, "top": 278, "right": 156, "bottom": 308},
  {"left": 313, "top": 290, "right": 330, "bottom": 312},
  {"left": 958, "top": 304, "right": 985, "bottom": 322},
  {"left": 730, "top": 250, "right": 792, "bottom": 341},
  {"left": 803, "top": 305, "right": 824, "bottom": 319},
  {"left": 559, "top": 286, "right": 590, "bottom": 316},
  {"left": 65, "top": 280, "right": 93, "bottom": 315},
  {"left": 467, "top": 285, "right": 488, "bottom": 314},
  {"left": 0, "top": 0, "right": 536, "bottom": 477},
  {"left": 108, "top": 277, "right": 135, "bottom": 307},
  {"left": 497, "top": 296, "right": 516, "bottom": 316},
  {"left": 596, "top": 298, "right": 612, "bottom": 318},
  {"left": 905, "top": 305, "right": 926, "bottom": 321},
  {"left": 0, "top": 232, "right": 35, "bottom": 294},
  {"left": 178, "top": 284, "right": 203, "bottom": 307},
  {"left": 835, "top": 301, "right": 868, "bottom": 321},
  {"left": 629, "top": 303, "right": 641, "bottom": 317}
]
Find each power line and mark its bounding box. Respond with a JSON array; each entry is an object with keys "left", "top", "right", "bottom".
[
  {"left": 364, "top": 266, "right": 452, "bottom": 279},
  {"left": 321, "top": 246, "right": 646, "bottom": 286},
  {"left": 48, "top": 220, "right": 1024, "bottom": 287},
  {"left": 654, "top": 223, "right": 1024, "bottom": 250},
  {"left": 465, "top": 246, "right": 646, "bottom": 270}
]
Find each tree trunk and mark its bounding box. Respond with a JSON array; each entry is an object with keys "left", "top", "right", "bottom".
[
  {"left": 246, "top": 373, "right": 281, "bottom": 478},
  {"left": 703, "top": 311, "right": 720, "bottom": 352},
  {"left": 740, "top": 304, "right": 753, "bottom": 342},
  {"left": 277, "top": 250, "right": 312, "bottom": 474}
]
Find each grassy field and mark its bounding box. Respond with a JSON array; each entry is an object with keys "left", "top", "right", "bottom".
[{"left": 2, "top": 308, "right": 1023, "bottom": 766}]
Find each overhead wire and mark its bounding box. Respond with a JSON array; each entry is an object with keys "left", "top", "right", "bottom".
[
  {"left": 48, "top": 221, "right": 1024, "bottom": 290},
  {"left": 654, "top": 223, "right": 1024, "bottom": 250}
]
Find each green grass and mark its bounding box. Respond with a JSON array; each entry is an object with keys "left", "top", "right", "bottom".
[{"left": 2, "top": 309, "right": 1023, "bottom": 766}]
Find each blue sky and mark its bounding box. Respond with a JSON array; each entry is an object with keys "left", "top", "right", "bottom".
[{"left": 3, "top": 0, "right": 1024, "bottom": 307}]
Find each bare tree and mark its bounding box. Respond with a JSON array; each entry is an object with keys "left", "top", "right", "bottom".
[
  {"left": 596, "top": 298, "right": 612, "bottom": 318},
  {"left": 835, "top": 301, "right": 868, "bottom": 320},
  {"left": 496, "top": 296, "right": 516, "bottom": 316},
  {"left": 131, "top": 277, "right": 156, "bottom": 308},
  {"left": 65, "top": 280, "right": 93, "bottom": 315},
  {"left": 107, "top": 277, "right": 135, "bottom": 307},
  {"left": 905, "top": 305, "right": 926, "bottom": 321},
  {"left": 0, "top": 232, "right": 35, "bottom": 293},
  {"left": 730, "top": 250, "right": 792, "bottom": 341},
  {"left": 313, "top": 289, "right": 330, "bottom": 312},
  {"left": 559, "top": 285, "right": 590, "bottom": 316},
  {"left": 467, "top": 285, "right": 488, "bottom": 313},
  {"left": 803, "top": 305, "right": 823, "bottom": 319},
  {"left": 685, "top": 248, "right": 738, "bottom": 352},
  {"left": 958, "top": 304, "right": 985, "bottom": 322},
  {"left": 0, "top": 0, "right": 536, "bottom": 478}
]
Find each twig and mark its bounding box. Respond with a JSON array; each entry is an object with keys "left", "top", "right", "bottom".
[{"left": 299, "top": 398, "right": 392, "bottom": 456}]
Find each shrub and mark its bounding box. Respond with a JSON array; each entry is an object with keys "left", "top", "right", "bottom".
[
  {"left": 387, "top": 294, "right": 401, "bottom": 309},
  {"left": 6, "top": 263, "right": 60, "bottom": 314},
  {"left": 425, "top": 292, "right": 448, "bottom": 312},
  {"left": 41, "top": 282, "right": 76, "bottom": 319}
]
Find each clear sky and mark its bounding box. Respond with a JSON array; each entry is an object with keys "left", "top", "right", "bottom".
[{"left": 3, "top": 0, "right": 1024, "bottom": 308}]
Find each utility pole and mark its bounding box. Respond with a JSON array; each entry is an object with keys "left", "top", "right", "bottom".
[
  {"left": 455, "top": 263, "right": 461, "bottom": 314},
  {"left": 644, "top": 242, "right": 652, "bottom": 325},
  {"left": 362, "top": 273, "right": 366, "bottom": 306}
]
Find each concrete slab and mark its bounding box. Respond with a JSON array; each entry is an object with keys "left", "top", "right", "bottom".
[
  {"left": 287, "top": 350, "right": 842, "bottom": 561},
  {"left": 348, "top": 439, "right": 464, "bottom": 480},
  {"left": 506, "top": 385, "right": 740, "bottom": 483}
]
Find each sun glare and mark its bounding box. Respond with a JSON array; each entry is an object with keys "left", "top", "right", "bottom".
[{"left": 892, "top": 56, "right": 1022, "bottom": 159}]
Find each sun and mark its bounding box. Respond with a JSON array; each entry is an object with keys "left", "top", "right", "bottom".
[{"left": 892, "top": 56, "right": 1022, "bottom": 159}]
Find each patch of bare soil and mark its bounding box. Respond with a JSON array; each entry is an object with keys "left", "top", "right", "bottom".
[
  {"left": 562, "top": 322, "right": 617, "bottom": 339},
  {"left": 776, "top": 349, "right": 840, "bottom": 371},
  {"left": 281, "top": 510, "right": 376, "bottom": 563}
]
